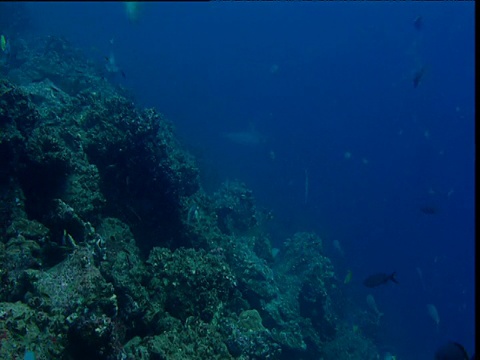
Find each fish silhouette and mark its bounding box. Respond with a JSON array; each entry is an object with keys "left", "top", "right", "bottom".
[
  {"left": 413, "top": 66, "right": 426, "bottom": 88},
  {"left": 435, "top": 341, "right": 471, "bottom": 360},
  {"left": 363, "top": 272, "right": 399, "bottom": 288}
]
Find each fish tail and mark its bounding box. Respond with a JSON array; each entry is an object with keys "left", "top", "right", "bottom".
[{"left": 390, "top": 272, "right": 399, "bottom": 284}]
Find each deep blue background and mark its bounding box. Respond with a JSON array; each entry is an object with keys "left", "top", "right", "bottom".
[{"left": 26, "top": 2, "right": 475, "bottom": 358}]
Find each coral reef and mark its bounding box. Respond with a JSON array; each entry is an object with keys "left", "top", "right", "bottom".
[{"left": 0, "top": 30, "right": 380, "bottom": 360}]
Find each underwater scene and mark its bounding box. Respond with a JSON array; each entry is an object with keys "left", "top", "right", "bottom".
[{"left": 0, "top": 2, "right": 475, "bottom": 360}]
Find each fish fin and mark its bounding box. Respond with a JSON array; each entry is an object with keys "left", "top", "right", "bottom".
[{"left": 390, "top": 272, "right": 399, "bottom": 284}]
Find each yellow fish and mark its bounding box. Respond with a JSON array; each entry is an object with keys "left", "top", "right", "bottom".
[
  {"left": 344, "top": 270, "right": 353, "bottom": 284},
  {"left": 1, "top": 35, "right": 6, "bottom": 52}
]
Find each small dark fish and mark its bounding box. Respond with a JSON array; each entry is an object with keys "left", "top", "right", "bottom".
[
  {"left": 413, "top": 66, "right": 426, "bottom": 88},
  {"left": 121, "top": 70, "right": 126, "bottom": 79},
  {"left": 420, "top": 205, "right": 437, "bottom": 215},
  {"left": 413, "top": 15, "right": 423, "bottom": 31},
  {"left": 435, "top": 341, "right": 470, "bottom": 360},
  {"left": 363, "top": 272, "right": 398, "bottom": 288}
]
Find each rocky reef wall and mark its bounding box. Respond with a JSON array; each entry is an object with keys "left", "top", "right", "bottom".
[{"left": 0, "top": 34, "right": 379, "bottom": 360}]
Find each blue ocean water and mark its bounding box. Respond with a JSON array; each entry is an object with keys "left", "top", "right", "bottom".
[{"left": 25, "top": 2, "right": 475, "bottom": 358}]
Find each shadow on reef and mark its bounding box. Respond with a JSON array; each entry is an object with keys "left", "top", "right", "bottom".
[{"left": 0, "top": 31, "right": 380, "bottom": 360}]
